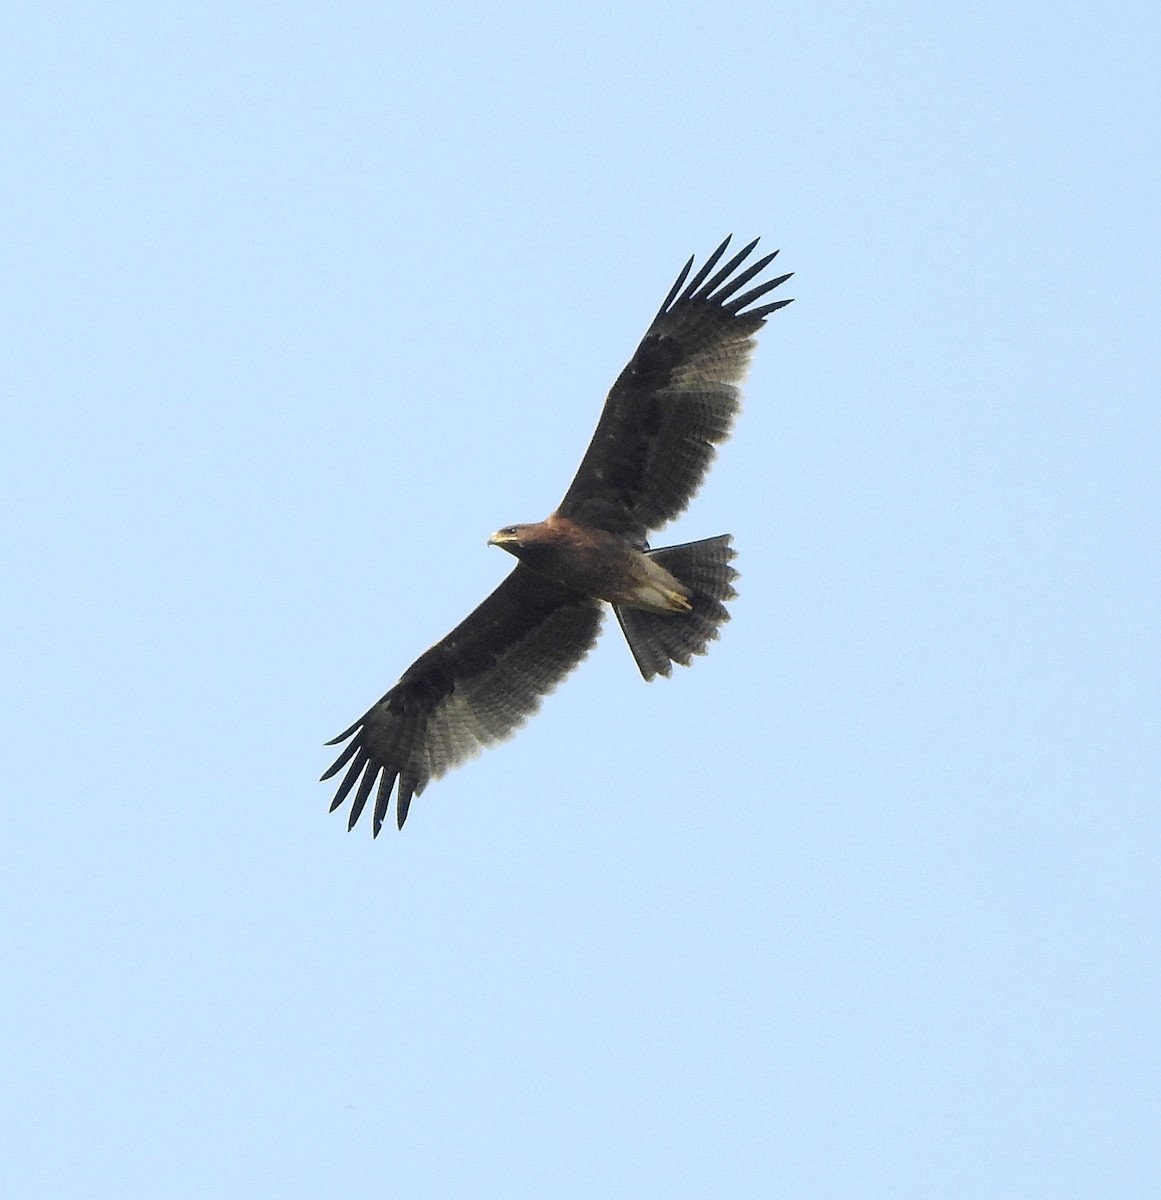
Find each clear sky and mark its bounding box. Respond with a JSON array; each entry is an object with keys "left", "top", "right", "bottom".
[{"left": 3, "top": 3, "right": 1159, "bottom": 1197}]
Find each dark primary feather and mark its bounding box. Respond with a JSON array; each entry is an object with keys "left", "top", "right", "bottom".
[
  {"left": 322, "top": 566, "right": 603, "bottom": 834},
  {"left": 557, "top": 235, "right": 793, "bottom": 538}
]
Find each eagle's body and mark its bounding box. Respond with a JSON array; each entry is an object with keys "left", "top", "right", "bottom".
[
  {"left": 488, "top": 517, "right": 691, "bottom": 613},
  {"left": 323, "top": 237, "right": 793, "bottom": 833}
]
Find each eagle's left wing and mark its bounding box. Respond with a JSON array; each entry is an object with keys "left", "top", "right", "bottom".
[{"left": 557, "top": 236, "right": 792, "bottom": 539}]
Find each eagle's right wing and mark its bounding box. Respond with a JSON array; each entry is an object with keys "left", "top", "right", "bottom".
[{"left": 323, "top": 566, "right": 603, "bottom": 834}]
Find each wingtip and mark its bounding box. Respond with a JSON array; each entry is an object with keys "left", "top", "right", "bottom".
[
  {"left": 756, "top": 296, "right": 795, "bottom": 318},
  {"left": 323, "top": 719, "right": 361, "bottom": 747}
]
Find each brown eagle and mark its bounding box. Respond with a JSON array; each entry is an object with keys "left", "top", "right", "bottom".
[{"left": 323, "top": 236, "right": 792, "bottom": 833}]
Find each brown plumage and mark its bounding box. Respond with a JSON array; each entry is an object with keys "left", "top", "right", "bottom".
[{"left": 322, "top": 236, "right": 793, "bottom": 833}]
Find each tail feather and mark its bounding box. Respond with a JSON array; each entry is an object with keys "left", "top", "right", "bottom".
[{"left": 614, "top": 534, "right": 738, "bottom": 680}]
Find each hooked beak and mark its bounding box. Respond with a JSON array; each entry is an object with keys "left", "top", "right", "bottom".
[{"left": 487, "top": 529, "right": 518, "bottom": 549}]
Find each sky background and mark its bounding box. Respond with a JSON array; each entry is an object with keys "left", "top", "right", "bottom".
[{"left": 3, "top": 2, "right": 1159, "bottom": 1197}]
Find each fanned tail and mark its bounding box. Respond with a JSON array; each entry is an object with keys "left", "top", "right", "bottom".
[{"left": 614, "top": 534, "right": 738, "bottom": 681}]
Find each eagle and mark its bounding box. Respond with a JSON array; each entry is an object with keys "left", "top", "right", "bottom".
[{"left": 322, "top": 236, "right": 793, "bottom": 833}]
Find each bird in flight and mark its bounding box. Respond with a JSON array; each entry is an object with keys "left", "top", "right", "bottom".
[{"left": 322, "top": 236, "right": 793, "bottom": 834}]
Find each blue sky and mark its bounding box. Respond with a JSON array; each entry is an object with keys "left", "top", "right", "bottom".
[{"left": 3, "top": 3, "right": 1159, "bottom": 1196}]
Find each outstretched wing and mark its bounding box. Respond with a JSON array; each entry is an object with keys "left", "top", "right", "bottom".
[
  {"left": 557, "top": 236, "right": 792, "bottom": 538},
  {"left": 322, "top": 566, "right": 603, "bottom": 834}
]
